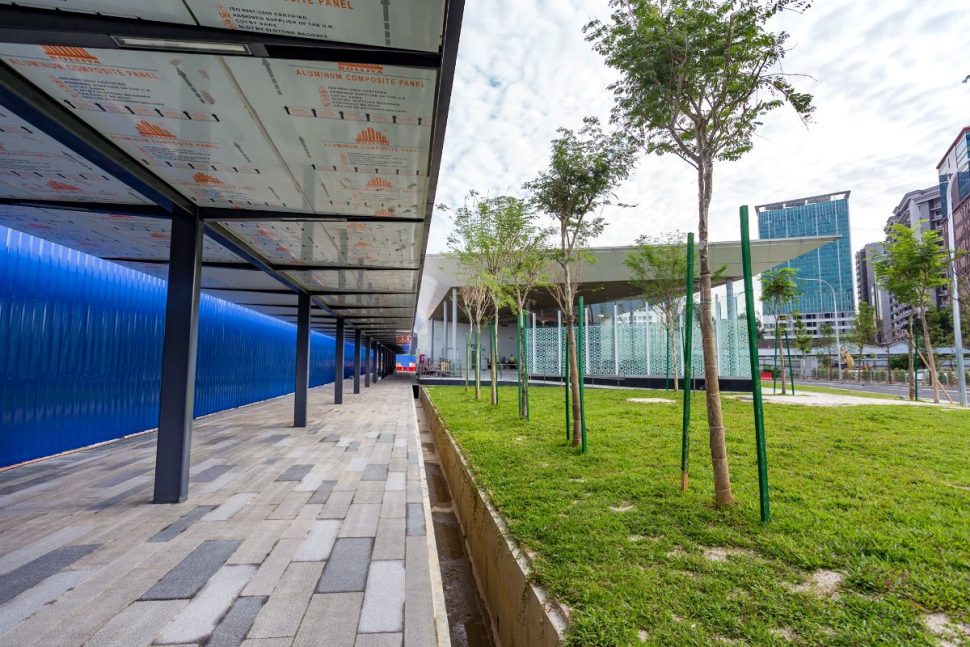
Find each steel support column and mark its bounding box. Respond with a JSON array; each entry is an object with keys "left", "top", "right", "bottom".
[
  {"left": 364, "top": 336, "right": 371, "bottom": 388},
  {"left": 371, "top": 339, "right": 378, "bottom": 384},
  {"left": 153, "top": 214, "right": 203, "bottom": 504},
  {"left": 334, "top": 318, "right": 345, "bottom": 404},
  {"left": 294, "top": 293, "right": 310, "bottom": 427},
  {"left": 354, "top": 329, "right": 362, "bottom": 394}
]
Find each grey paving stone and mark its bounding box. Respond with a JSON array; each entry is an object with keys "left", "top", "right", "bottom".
[
  {"left": 0, "top": 543, "right": 99, "bottom": 605},
  {"left": 149, "top": 506, "right": 217, "bottom": 543},
  {"left": 372, "top": 518, "right": 406, "bottom": 561},
  {"left": 357, "top": 560, "right": 405, "bottom": 634},
  {"left": 88, "top": 484, "right": 147, "bottom": 511},
  {"left": 85, "top": 599, "right": 188, "bottom": 647},
  {"left": 405, "top": 504, "right": 425, "bottom": 537},
  {"left": 94, "top": 468, "right": 145, "bottom": 488},
  {"left": 360, "top": 464, "right": 388, "bottom": 481},
  {"left": 347, "top": 442, "right": 361, "bottom": 452},
  {"left": 141, "top": 539, "right": 241, "bottom": 600},
  {"left": 355, "top": 633, "right": 402, "bottom": 647},
  {"left": 275, "top": 465, "right": 313, "bottom": 482},
  {"left": 0, "top": 569, "right": 90, "bottom": 633},
  {"left": 379, "top": 492, "right": 406, "bottom": 519},
  {"left": 316, "top": 538, "right": 373, "bottom": 593},
  {"left": 192, "top": 464, "right": 235, "bottom": 483},
  {"left": 243, "top": 538, "right": 301, "bottom": 597},
  {"left": 384, "top": 473, "right": 406, "bottom": 492},
  {"left": 204, "top": 492, "right": 256, "bottom": 522},
  {"left": 338, "top": 504, "right": 381, "bottom": 538},
  {"left": 249, "top": 562, "right": 322, "bottom": 638},
  {"left": 292, "top": 593, "right": 362, "bottom": 647},
  {"left": 320, "top": 490, "right": 354, "bottom": 519},
  {"left": 0, "top": 525, "right": 91, "bottom": 575},
  {"left": 207, "top": 595, "right": 268, "bottom": 647},
  {"left": 377, "top": 434, "right": 395, "bottom": 444},
  {"left": 403, "top": 536, "right": 435, "bottom": 647},
  {"left": 158, "top": 564, "right": 256, "bottom": 643},
  {"left": 307, "top": 480, "right": 338, "bottom": 505},
  {"left": 241, "top": 638, "right": 293, "bottom": 647},
  {"left": 294, "top": 520, "right": 340, "bottom": 562},
  {"left": 262, "top": 434, "right": 288, "bottom": 444}
]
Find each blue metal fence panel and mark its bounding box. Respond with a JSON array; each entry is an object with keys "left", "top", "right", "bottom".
[{"left": 1, "top": 226, "right": 357, "bottom": 467}]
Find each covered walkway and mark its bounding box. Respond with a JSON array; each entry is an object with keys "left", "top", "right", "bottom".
[{"left": 0, "top": 374, "right": 445, "bottom": 647}]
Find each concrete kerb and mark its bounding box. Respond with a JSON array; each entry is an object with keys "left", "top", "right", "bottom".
[{"left": 419, "top": 387, "right": 568, "bottom": 647}]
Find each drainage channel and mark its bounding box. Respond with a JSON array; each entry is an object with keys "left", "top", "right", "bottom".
[{"left": 415, "top": 396, "right": 495, "bottom": 647}]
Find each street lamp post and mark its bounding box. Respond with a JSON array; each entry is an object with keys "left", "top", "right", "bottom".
[
  {"left": 791, "top": 276, "right": 842, "bottom": 381},
  {"left": 944, "top": 173, "right": 968, "bottom": 407}
]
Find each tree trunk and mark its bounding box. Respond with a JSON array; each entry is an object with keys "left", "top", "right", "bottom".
[
  {"left": 697, "top": 159, "right": 735, "bottom": 506},
  {"left": 907, "top": 314, "right": 915, "bottom": 400},
  {"left": 566, "top": 320, "right": 582, "bottom": 446},
  {"left": 919, "top": 309, "right": 941, "bottom": 403}
]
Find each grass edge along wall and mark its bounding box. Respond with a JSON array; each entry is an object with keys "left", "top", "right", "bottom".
[{"left": 0, "top": 226, "right": 360, "bottom": 467}]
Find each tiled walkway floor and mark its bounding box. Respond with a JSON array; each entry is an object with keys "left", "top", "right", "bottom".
[{"left": 0, "top": 375, "right": 447, "bottom": 647}]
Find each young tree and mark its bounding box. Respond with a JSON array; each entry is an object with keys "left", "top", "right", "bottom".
[
  {"left": 792, "top": 312, "right": 813, "bottom": 378},
  {"left": 586, "top": 0, "right": 814, "bottom": 506},
  {"left": 525, "top": 117, "right": 637, "bottom": 447},
  {"left": 625, "top": 231, "right": 688, "bottom": 390},
  {"left": 496, "top": 198, "right": 552, "bottom": 418},
  {"left": 875, "top": 223, "right": 949, "bottom": 402},
  {"left": 445, "top": 191, "right": 516, "bottom": 406},
  {"left": 760, "top": 267, "right": 800, "bottom": 394},
  {"left": 849, "top": 302, "right": 878, "bottom": 382},
  {"left": 458, "top": 280, "right": 489, "bottom": 400},
  {"left": 818, "top": 321, "right": 835, "bottom": 375}
]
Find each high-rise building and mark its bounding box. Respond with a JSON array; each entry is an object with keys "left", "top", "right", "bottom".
[
  {"left": 756, "top": 191, "right": 854, "bottom": 339},
  {"left": 855, "top": 242, "right": 892, "bottom": 343},
  {"left": 937, "top": 127, "right": 970, "bottom": 279},
  {"left": 884, "top": 185, "right": 946, "bottom": 339}
]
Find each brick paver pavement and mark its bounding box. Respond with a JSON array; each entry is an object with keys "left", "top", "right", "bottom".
[{"left": 0, "top": 374, "right": 447, "bottom": 647}]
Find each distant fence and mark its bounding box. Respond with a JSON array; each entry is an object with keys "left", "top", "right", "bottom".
[{"left": 0, "top": 226, "right": 360, "bottom": 467}]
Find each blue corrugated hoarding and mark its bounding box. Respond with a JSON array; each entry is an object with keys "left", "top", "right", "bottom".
[{"left": 0, "top": 226, "right": 362, "bottom": 467}]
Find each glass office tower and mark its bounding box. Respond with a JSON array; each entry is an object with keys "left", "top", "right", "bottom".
[{"left": 756, "top": 191, "right": 855, "bottom": 338}]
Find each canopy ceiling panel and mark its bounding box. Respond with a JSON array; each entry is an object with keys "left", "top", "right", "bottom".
[
  {"left": 0, "top": 0, "right": 446, "bottom": 52},
  {"left": 0, "top": 0, "right": 463, "bottom": 350},
  {"left": 217, "top": 220, "right": 421, "bottom": 268},
  {"left": 285, "top": 268, "right": 418, "bottom": 293},
  {"left": 0, "top": 106, "right": 150, "bottom": 203},
  {"left": 0, "top": 205, "right": 240, "bottom": 262},
  {"left": 324, "top": 292, "right": 417, "bottom": 308},
  {"left": 115, "top": 261, "right": 286, "bottom": 291},
  {"left": 0, "top": 45, "right": 437, "bottom": 217}
]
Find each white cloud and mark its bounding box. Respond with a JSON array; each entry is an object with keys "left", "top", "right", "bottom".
[{"left": 428, "top": 0, "right": 970, "bottom": 264}]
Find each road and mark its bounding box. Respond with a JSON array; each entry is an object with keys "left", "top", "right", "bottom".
[{"left": 803, "top": 379, "right": 964, "bottom": 402}]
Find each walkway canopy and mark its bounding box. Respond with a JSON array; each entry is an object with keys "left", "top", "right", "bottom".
[
  {"left": 0, "top": 0, "right": 464, "bottom": 502},
  {"left": 418, "top": 237, "right": 839, "bottom": 322}
]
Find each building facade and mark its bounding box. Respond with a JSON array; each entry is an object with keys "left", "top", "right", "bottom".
[
  {"left": 855, "top": 241, "right": 893, "bottom": 343},
  {"left": 757, "top": 191, "right": 855, "bottom": 339},
  {"left": 883, "top": 185, "right": 946, "bottom": 339},
  {"left": 937, "top": 127, "right": 970, "bottom": 282}
]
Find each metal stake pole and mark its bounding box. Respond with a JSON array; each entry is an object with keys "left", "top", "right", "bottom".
[
  {"left": 945, "top": 174, "right": 968, "bottom": 405},
  {"left": 578, "top": 295, "right": 587, "bottom": 453},
  {"left": 680, "top": 233, "right": 695, "bottom": 492},
  {"left": 741, "top": 206, "right": 770, "bottom": 523}
]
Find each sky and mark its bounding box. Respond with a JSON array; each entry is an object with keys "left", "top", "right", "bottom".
[{"left": 427, "top": 0, "right": 970, "bottom": 261}]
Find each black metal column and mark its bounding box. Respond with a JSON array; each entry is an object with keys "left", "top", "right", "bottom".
[
  {"left": 334, "top": 318, "right": 345, "bottom": 404},
  {"left": 294, "top": 293, "right": 310, "bottom": 427},
  {"left": 364, "top": 335, "right": 371, "bottom": 388},
  {"left": 153, "top": 214, "right": 203, "bottom": 504},
  {"left": 353, "top": 329, "right": 362, "bottom": 394},
  {"left": 371, "top": 339, "right": 378, "bottom": 384}
]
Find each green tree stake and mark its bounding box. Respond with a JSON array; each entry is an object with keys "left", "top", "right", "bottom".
[
  {"left": 773, "top": 324, "right": 779, "bottom": 394},
  {"left": 784, "top": 326, "right": 796, "bottom": 395},
  {"left": 578, "top": 296, "right": 587, "bottom": 453},
  {"left": 680, "top": 233, "right": 695, "bottom": 491},
  {"left": 741, "top": 206, "right": 770, "bottom": 522},
  {"left": 516, "top": 309, "right": 523, "bottom": 417},
  {"left": 464, "top": 332, "right": 469, "bottom": 393},
  {"left": 564, "top": 323, "right": 571, "bottom": 441},
  {"left": 524, "top": 311, "right": 530, "bottom": 420},
  {"left": 665, "top": 332, "right": 671, "bottom": 390}
]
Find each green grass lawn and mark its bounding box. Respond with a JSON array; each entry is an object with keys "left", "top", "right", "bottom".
[
  {"left": 758, "top": 380, "right": 902, "bottom": 400},
  {"left": 425, "top": 385, "right": 970, "bottom": 646}
]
